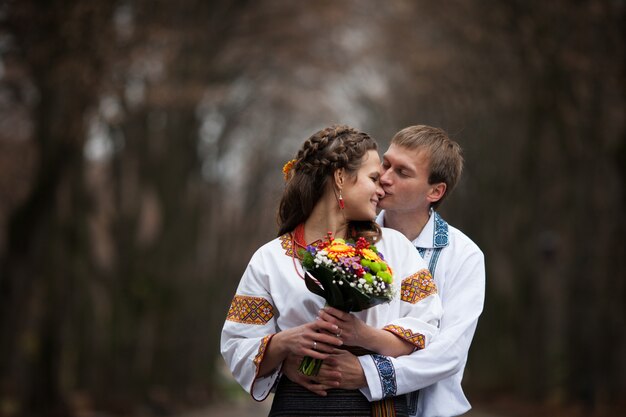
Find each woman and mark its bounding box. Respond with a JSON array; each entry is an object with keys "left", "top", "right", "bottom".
[{"left": 221, "top": 125, "right": 442, "bottom": 416}]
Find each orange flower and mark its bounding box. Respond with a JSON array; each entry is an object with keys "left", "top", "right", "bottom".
[
  {"left": 325, "top": 240, "right": 356, "bottom": 260},
  {"left": 282, "top": 159, "right": 297, "bottom": 181}
]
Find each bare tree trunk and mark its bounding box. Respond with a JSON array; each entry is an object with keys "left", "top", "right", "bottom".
[{"left": 0, "top": 2, "right": 114, "bottom": 414}]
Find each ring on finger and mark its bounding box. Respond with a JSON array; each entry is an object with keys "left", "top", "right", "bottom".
[
  {"left": 313, "top": 341, "right": 317, "bottom": 350},
  {"left": 336, "top": 328, "right": 342, "bottom": 337}
]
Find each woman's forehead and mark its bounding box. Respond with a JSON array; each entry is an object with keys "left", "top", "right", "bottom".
[{"left": 361, "top": 149, "right": 381, "bottom": 165}]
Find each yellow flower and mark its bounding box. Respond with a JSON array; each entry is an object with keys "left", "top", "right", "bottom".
[{"left": 360, "top": 248, "right": 382, "bottom": 263}]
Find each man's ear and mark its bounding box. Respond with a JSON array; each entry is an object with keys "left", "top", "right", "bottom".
[
  {"left": 333, "top": 168, "right": 345, "bottom": 189},
  {"left": 427, "top": 182, "right": 447, "bottom": 204}
]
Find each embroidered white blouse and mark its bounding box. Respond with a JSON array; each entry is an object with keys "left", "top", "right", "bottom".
[
  {"left": 221, "top": 227, "right": 443, "bottom": 401},
  {"left": 358, "top": 211, "right": 486, "bottom": 417}
]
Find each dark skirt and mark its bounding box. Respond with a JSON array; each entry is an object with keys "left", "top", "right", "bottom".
[{"left": 268, "top": 376, "right": 408, "bottom": 417}]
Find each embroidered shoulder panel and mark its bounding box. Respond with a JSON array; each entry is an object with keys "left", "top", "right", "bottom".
[
  {"left": 371, "top": 354, "right": 397, "bottom": 398},
  {"left": 383, "top": 324, "right": 426, "bottom": 350},
  {"left": 400, "top": 269, "right": 438, "bottom": 304},
  {"left": 279, "top": 233, "right": 295, "bottom": 257},
  {"left": 226, "top": 295, "right": 275, "bottom": 325}
]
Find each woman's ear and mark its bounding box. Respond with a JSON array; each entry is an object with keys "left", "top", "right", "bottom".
[{"left": 333, "top": 168, "right": 345, "bottom": 190}]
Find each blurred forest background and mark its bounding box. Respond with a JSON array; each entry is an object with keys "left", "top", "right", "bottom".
[{"left": 0, "top": 0, "right": 624, "bottom": 416}]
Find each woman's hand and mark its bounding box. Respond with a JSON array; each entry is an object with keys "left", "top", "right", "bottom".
[
  {"left": 317, "top": 307, "right": 414, "bottom": 356},
  {"left": 275, "top": 318, "right": 344, "bottom": 360},
  {"left": 259, "top": 317, "right": 343, "bottom": 378},
  {"left": 317, "top": 307, "right": 368, "bottom": 347}
]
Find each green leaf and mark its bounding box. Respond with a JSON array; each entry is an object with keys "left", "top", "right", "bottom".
[{"left": 300, "top": 250, "right": 315, "bottom": 268}]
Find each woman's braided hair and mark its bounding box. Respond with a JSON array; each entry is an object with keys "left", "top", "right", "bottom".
[{"left": 278, "top": 125, "right": 381, "bottom": 243}]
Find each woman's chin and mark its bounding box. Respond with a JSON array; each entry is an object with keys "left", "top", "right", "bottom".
[
  {"left": 349, "top": 212, "right": 376, "bottom": 222},
  {"left": 377, "top": 198, "right": 391, "bottom": 210}
]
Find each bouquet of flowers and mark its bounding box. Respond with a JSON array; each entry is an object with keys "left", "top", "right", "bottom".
[{"left": 298, "top": 235, "right": 395, "bottom": 375}]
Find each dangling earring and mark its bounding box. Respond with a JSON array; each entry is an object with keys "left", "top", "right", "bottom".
[{"left": 338, "top": 190, "right": 345, "bottom": 210}]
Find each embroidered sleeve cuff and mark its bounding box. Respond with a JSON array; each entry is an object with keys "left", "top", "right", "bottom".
[
  {"left": 369, "top": 354, "right": 397, "bottom": 399},
  {"left": 250, "top": 334, "right": 279, "bottom": 401},
  {"left": 383, "top": 324, "right": 426, "bottom": 350}
]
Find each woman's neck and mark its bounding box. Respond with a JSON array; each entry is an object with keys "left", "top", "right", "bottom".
[{"left": 303, "top": 197, "right": 348, "bottom": 243}]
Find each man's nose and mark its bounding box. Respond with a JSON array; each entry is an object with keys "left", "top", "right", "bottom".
[{"left": 380, "top": 168, "right": 392, "bottom": 185}]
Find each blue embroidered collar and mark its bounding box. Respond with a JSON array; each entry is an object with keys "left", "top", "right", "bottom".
[
  {"left": 432, "top": 211, "right": 449, "bottom": 248},
  {"left": 413, "top": 210, "right": 449, "bottom": 249}
]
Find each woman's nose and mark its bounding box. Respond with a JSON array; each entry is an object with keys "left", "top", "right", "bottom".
[{"left": 376, "top": 185, "right": 385, "bottom": 198}]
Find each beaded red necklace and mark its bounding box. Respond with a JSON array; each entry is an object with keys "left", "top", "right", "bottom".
[{"left": 290, "top": 223, "right": 322, "bottom": 280}]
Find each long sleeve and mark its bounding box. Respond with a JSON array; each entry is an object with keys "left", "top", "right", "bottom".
[
  {"left": 360, "top": 243, "right": 485, "bottom": 402},
  {"left": 220, "top": 251, "right": 281, "bottom": 401}
]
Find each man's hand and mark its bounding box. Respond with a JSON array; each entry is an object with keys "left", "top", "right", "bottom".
[
  {"left": 282, "top": 353, "right": 341, "bottom": 396},
  {"left": 324, "top": 349, "right": 367, "bottom": 390},
  {"left": 282, "top": 350, "right": 367, "bottom": 396}
]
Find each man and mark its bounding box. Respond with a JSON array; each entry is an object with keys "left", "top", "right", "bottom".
[{"left": 285, "top": 125, "right": 485, "bottom": 417}]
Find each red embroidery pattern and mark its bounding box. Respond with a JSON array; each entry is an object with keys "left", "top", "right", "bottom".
[
  {"left": 400, "top": 269, "right": 437, "bottom": 304},
  {"left": 383, "top": 325, "right": 425, "bottom": 350},
  {"left": 279, "top": 233, "right": 295, "bottom": 257},
  {"left": 253, "top": 334, "right": 273, "bottom": 370},
  {"left": 280, "top": 230, "right": 321, "bottom": 258},
  {"left": 226, "top": 295, "right": 275, "bottom": 325}
]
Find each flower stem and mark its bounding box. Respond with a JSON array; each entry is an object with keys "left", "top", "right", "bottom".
[{"left": 298, "top": 356, "right": 323, "bottom": 376}]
